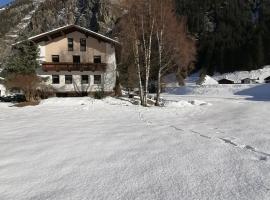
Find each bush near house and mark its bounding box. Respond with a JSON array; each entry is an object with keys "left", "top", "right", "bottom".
[
  {"left": 94, "top": 88, "right": 106, "bottom": 99},
  {"left": 3, "top": 39, "right": 45, "bottom": 102},
  {"left": 5, "top": 74, "right": 42, "bottom": 102}
]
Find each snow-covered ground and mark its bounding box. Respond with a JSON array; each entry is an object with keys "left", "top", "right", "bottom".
[
  {"left": 213, "top": 65, "right": 270, "bottom": 83},
  {"left": 0, "top": 85, "right": 270, "bottom": 200}
]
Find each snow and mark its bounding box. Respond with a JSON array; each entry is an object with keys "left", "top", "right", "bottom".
[
  {"left": 213, "top": 65, "right": 270, "bottom": 83},
  {"left": 166, "top": 83, "right": 270, "bottom": 100},
  {"left": 163, "top": 73, "right": 180, "bottom": 87},
  {"left": 5, "top": 34, "right": 18, "bottom": 38},
  {"left": 0, "top": 86, "right": 270, "bottom": 199},
  {"left": 185, "top": 71, "right": 200, "bottom": 86},
  {"left": 4, "top": 0, "right": 44, "bottom": 42},
  {"left": 201, "top": 75, "right": 218, "bottom": 85},
  {"left": 166, "top": 99, "right": 210, "bottom": 107}
]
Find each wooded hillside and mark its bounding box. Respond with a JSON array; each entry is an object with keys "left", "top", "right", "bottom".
[{"left": 176, "top": 0, "right": 270, "bottom": 74}]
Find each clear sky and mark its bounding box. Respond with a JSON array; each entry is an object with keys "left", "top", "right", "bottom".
[{"left": 0, "top": 0, "right": 12, "bottom": 7}]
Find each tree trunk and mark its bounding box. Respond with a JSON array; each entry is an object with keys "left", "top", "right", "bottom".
[
  {"left": 155, "top": 69, "right": 162, "bottom": 106},
  {"left": 155, "top": 31, "right": 163, "bottom": 106},
  {"left": 134, "top": 40, "right": 144, "bottom": 105}
]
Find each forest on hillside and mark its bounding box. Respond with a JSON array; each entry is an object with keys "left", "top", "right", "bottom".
[
  {"left": 176, "top": 0, "right": 270, "bottom": 74},
  {"left": 1, "top": 0, "right": 270, "bottom": 75}
]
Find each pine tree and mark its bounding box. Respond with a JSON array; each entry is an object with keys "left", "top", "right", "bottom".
[
  {"left": 175, "top": 0, "right": 270, "bottom": 74},
  {"left": 5, "top": 40, "right": 40, "bottom": 75}
]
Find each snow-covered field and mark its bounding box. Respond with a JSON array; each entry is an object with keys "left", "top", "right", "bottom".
[{"left": 0, "top": 85, "right": 270, "bottom": 200}]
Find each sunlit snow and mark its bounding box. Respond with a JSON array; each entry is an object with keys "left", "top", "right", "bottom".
[{"left": 0, "top": 85, "right": 269, "bottom": 200}]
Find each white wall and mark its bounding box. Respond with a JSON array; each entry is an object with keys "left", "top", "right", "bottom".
[
  {"left": 0, "top": 84, "right": 6, "bottom": 96},
  {"left": 37, "top": 42, "right": 117, "bottom": 94},
  {"left": 38, "top": 71, "right": 104, "bottom": 93},
  {"left": 104, "top": 43, "right": 117, "bottom": 92},
  {"left": 38, "top": 42, "right": 46, "bottom": 62}
]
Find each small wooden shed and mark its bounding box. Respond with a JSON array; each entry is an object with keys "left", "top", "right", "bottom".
[{"left": 218, "top": 79, "right": 234, "bottom": 84}]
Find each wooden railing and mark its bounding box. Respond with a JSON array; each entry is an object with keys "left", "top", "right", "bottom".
[{"left": 42, "top": 62, "right": 107, "bottom": 72}]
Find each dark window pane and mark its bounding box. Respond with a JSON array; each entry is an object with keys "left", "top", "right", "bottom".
[
  {"left": 81, "top": 75, "right": 89, "bottom": 84},
  {"left": 52, "top": 55, "right": 59, "bottom": 63},
  {"left": 68, "top": 38, "right": 73, "bottom": 51},
  {"left": 94, "top": 56, "right": 101, "bottom": 63},
  {"left": 80, "top": 38, "right": 86, "bottom": 52},
  {"left": 73, "top": 56, "right": 80, "bottom": 63},
  {"left": 65, "top": 75, "right": 73, "bottom": 84},
  {"left": 94, "top": 75, "right": 101, "bottom": 84},
  {"left": 52, "top": 75, "right": 60, "bottom": 84}
]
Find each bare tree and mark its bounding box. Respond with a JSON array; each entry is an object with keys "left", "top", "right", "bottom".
[
  {"left": 73, "top": 78, "right": 91, "bottom": 97},
  {"left": 119, "top": 0, "right": 155, "bottom": 106},
  {"left": 152, "top": 0, "right": 196, "bottom": 106},
  {"left": 119, "top": 0, "right": 196, "bottom": 106}
]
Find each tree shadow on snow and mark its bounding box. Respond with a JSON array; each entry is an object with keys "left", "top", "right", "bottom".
[{"left": 235, "top": 84, "right": 270, "bottom": 101}]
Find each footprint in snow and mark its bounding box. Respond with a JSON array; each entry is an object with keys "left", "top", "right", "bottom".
[{"left": 258, "top": 156, "right": 268, "bottom": 161}]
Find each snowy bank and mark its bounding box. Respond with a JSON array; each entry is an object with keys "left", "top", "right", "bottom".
[
  {"left": 165, "top": 84, "right": 270, "bottom": 100},
  {"left": 213, "top": 65, "right": 270, "bottom": 83}
]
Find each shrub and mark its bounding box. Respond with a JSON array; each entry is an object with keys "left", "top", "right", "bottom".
[
  {"left": 37, "top": 84, "right": 56, "bottom": 99},
  {"left": 5, "top": 74, "right": 42, "bottom": 102},
  {"left": 94, "top": 88, "right": 105, "bottom": 99}
]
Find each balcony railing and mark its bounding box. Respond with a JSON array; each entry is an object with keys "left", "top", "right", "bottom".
[{"left": 42, "top": 62, "right": 107, "bottom": 72}]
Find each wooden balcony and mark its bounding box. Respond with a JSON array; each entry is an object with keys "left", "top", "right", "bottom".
[{"left": 42, "top": 62, "right": 107, "bottom": 72}]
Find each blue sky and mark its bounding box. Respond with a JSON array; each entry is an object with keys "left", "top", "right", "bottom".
[{"left": 0, "top": 0, "right": 12, "bottom": 6}]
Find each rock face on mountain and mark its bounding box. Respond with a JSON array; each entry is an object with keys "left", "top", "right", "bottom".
[{"left": 0, "top": 0, "right": 121, "bottom": 65}]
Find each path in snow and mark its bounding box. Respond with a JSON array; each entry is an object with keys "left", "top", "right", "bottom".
[{"left": 137, "top": 96, "right": 270, "bottom": 161}]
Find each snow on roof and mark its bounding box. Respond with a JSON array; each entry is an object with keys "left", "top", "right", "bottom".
[{"left": 29, "top": 24, "right": 120, "bottom": 44}]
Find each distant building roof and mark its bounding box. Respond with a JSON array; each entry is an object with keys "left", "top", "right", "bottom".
[{"left": 241, "top": 78, "right": 257, "bottom": 80}]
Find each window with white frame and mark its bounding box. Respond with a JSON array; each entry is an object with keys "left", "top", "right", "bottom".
[
  {"left": 52, "top": 55, "right": 59, "bottom": 63},
  {"left": 94, "top": 75, "right": 101, "bottom": 84},
  {"left": 68, "top": 38, "right": 74, "bottom": 51},
  {"left": 52, "top": 75, "right": 60, "bottom": 84},
  {"left": 80, "top": 38, "right": 86, "bottom": 52},
  {"left": 65, "top": 75, "right": 73, "bottom": 84},
  {"left": 81, "top": 75, "right": 89, "bottom": 84},
  {"left": 94, "top": 56, "right": 101, "bottom": 63}
]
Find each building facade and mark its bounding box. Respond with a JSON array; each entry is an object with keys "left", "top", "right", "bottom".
[{"left": 27, "top": 25, "right": 119, "bottom": 96}]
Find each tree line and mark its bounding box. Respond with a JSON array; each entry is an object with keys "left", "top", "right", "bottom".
[{"left": 175, "top": 0, "right": 270, "bottom": 74}]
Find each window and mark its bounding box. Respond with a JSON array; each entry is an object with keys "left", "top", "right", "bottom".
[
  {"left": 80, "top": 38, "right": 86, "bottom": 51},
  {"left": 94, "top": 56, "right": 101, "bottom": 64},
  {"left": 52, "top": 75, "right": 60, "bottom": 84},
  {"left": 73, "top": 55, "right": 80, "bottom": 64},
  {"left": 81, "top": 75, "right": 89, "bottom": 84},
  {"left": 65, "top": 75, "right": 73, "bottom": 84},
  {"left": 68, "top": 38, "right": 73, "bottom": 51},
  {"left": 52, "top": 55, "right": 59, "bottom": 63},
  {"left": 94, "top": 75, "right": 102, "bottom": 84}
]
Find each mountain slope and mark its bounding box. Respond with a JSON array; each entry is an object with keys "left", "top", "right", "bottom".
[{"left": 0, "top": 0, "right": 121, "bottom": 65}]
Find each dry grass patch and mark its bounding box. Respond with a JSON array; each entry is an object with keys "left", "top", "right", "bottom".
[{"left": 14, "top": 102, "right": 40, "bottom": 107}]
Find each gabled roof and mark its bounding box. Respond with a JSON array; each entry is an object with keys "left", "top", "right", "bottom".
[{"left": 15, "top": 24, "right": 120, "bottom": 45}]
